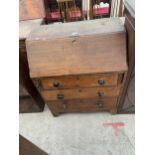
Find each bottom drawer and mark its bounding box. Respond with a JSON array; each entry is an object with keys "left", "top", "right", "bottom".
[{"left": 47, "top": 98, "right": 117, "bottom": 116}]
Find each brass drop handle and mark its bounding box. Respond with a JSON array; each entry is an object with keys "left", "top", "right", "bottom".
[
  {"left": 98, "top": 79, "right": 105, "bottom": 85},
  {"left": 53, "top": 81, "right": 60, "bottom": 88},
  {"left": 57, "top": 94, "right": 64, "bottom": 100},
  {"left": 98, "top": 92, "right": 104, "bottom": 97}
]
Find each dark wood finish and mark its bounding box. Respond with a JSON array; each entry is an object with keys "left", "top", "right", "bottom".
[
  {"left": 19, "top": 84, "right": 29, "bottom": 96},
  {"left": 118, "top": 0, "right": 135, "bottom": 113},
  {"left": 19, "top": 45, "right": 45, "bottom": 113},
  {"left": 19, "top": 0, "right": 48, "bottom": 21},
  {"left": 19, "top": 19, "right": 45, "bottom": 113},
  {"left": 42, "top": 86, "right": 121, "bottom": 101},
  {"left": 26, "top": 18, "right": 127, "bottom": 116},
  {"left": 19, "top": 135, "right": 48, "bottom": 155},
  {"left": 47, "top": 98, "right": 117, "bottom": 116},
  {"left": 41, "top": 73, "right": 118, "bottom": 90},
  {"left": 19, "top": 96, "right": 43, "bottom": 113}
]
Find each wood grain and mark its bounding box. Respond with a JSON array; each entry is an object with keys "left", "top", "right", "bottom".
[
  {"left": 41, "top": 73, "right": 118, "bottom": 90},
  {"left": 42, "top": 86, "right": 121, "bottom": 101},
  {"left": 26, "top": 18, "right": 127, "bottom": 78},
  {"left": 19, "top": 28, "right": 45, "bottom": 113},
  {"left": 47, "top": 98, "right": 117, "bottom": 116}
]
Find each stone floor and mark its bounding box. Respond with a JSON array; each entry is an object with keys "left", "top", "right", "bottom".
[{"left": 20, "top": 105, "right": 135, "bottom": 155}]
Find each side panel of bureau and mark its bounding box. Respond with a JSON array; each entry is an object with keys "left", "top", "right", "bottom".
[{"left": 19, "top": 39, "right": 45, "bottom": 113}]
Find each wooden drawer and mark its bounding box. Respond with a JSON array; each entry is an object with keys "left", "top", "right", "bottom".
[
  {"left": 41, "top": 73, "right": 118, "bottom": 90},
  {"left": 47, "top": 98, "right": 117, "bottom": 114},
  {"left": 42, "top": 86, "right": 120, "bottom": 101}
]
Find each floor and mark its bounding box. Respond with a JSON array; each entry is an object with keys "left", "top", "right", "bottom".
[{"left": 19, "top": 105, "right": 135, "bottom": 155}]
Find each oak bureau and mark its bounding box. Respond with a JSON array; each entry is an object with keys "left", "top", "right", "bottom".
[{"left": 26, "top": 18, "right": 128, "bottom": 116}]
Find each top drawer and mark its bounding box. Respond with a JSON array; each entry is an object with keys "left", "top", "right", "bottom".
[{"left": 41, "top": 73, "right": 118, "bottom": 90}]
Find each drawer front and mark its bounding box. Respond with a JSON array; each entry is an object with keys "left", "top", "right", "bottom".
[
  {"left": 47, "top": 98, "right": 117, "bottom": 113},
  {"left": 41, "top": 73, "right": 118, "bottom": 90},
  {"left": 42, "top": 86, "right": 120, "bottom": 101}
]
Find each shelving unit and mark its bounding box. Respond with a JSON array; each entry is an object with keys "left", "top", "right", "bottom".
[
  {"left": 45, "top": 0, "right": 111, "bottom": 23},
  {"left": 91, "top": 0, "right": 111, "bottom": 19}
]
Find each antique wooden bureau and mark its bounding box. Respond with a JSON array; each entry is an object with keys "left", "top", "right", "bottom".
[{"left": 26, "top": 18, "right": 128, "bottom": 116}]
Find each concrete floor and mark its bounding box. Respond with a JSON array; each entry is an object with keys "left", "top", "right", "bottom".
[{"left": 19, "top": 105, "right": 135, "bottom": 155}]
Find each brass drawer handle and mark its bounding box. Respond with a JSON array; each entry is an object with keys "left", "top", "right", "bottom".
[
  {"left": 98, "top": 92, "right": 104, "bottom": 97},
  {"left": 53, "top": 81, "right": 60, "bottom": 88},
  {"left": 57, "top": 94, "right": 64, "bottom": 100},
  {"left": 98, "top": 80, "right": 105, "bottom": 85}
]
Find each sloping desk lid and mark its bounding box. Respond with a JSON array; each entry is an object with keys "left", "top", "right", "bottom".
[{"left": 26, "top": 18, "right": 128, "bottom": 78}]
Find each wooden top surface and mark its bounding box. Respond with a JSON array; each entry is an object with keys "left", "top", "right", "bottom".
[
  {"left": 19, "top": 19, "right": 43, "bottom": 40},
  {"left": 27, "top": 18, "right": 128, "bottom": 78},
  {"left": 28, "top": 18, "right": 125, "bottom": 40}
]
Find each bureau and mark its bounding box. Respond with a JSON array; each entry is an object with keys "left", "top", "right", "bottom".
[{"left": 26, "top": 18, "right": 128, "bottom": 116}]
